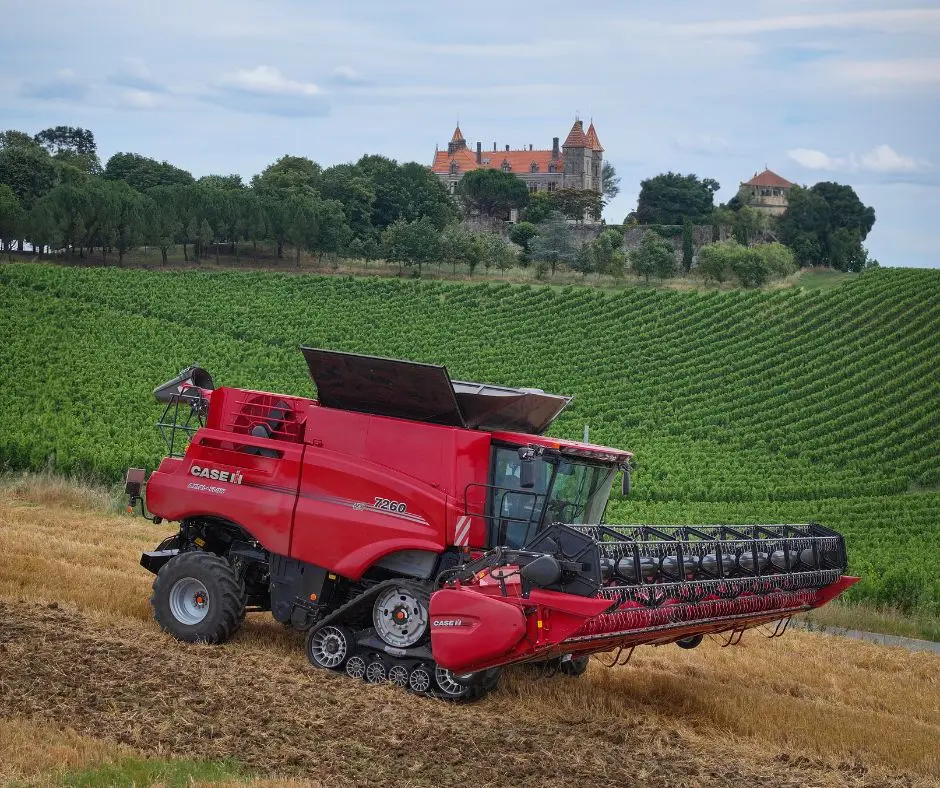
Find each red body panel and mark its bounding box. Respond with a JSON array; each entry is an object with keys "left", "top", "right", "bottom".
[
  {"left": 146, "top": 427, "right": 305, "bottom": 556},
  {"left": 146, "top": 385, "right": 499, "bottom": 576}
]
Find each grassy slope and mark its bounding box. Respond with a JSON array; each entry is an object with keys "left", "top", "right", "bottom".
[
  {"left": 0, "top": 263, "right": 937, "bottom": 614},
  {"left": 0, "top": 485, "right": 937, "bottom": 787}
]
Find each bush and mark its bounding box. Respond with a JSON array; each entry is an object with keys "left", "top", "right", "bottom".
[{"left": 696, "top": 240, "right": 796, "bottom": 287}]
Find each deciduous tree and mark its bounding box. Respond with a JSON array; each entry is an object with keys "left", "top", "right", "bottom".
[
  {"left": 778, "top": 182, "right": 875, "bottom": 271},
  {"left": 635, "top": 172, "right": 719, "bottom": 225},
  {"left": 529, "top": 211, "right": 576, "bottom": 276},
  {"left": 104, "top": 153, "right": 194, "bottom": 191},
  {"left": 630, "top": 231, "right": 676, "bottom": 282},
  {"left": 381, "top": 217, "right": 442, "bottom": 277}
]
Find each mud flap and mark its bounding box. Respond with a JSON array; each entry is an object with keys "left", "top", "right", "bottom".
[{"left": 140, "top": 549, "right": 179, "bottom": 575}]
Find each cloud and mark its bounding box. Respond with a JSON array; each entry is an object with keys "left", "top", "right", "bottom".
[
  {"left": 672, "top": 9, "right": 940, "bottom": 36},
  {"left": 108, "top": 58, "right": 165, "bottom": 92},
  {"left": 858, "top": 145, "right": 925, "bottom": 174},
  {"left": 19, "top": 68, "right": 88, "bottom": 101},
  {"left": 823, "top": 58, "right": 940, "bottom": 92},
  {"left": 789, "top": 148, "right": 841, "bottom": 170},
  {"left": 209, "top": 66, "right": 328, "bottom": 117},
  {"left": 788, "top": 145, "right": 928, "bottom": 174},
  {"left": 330, "top": 66, "right": 366, "bottom": 85},
  {"left": 671, "top": 134, "right": 732, "bottom": 155},
  {"left": 118, "top": 89, "right": 160, "bottom": 110},
  {"left": 417, "top": 40, "right": 584, "bottom": 58},
  {"left": 221, "top": 65, "right": 322, "bottom": 97}
]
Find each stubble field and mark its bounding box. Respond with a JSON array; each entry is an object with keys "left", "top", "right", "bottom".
[{"left": 0, "top": 480, "right": 936, "bottom": 787}]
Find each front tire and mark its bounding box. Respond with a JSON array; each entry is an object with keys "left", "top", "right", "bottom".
[{"left": 151, "top": 551, "right": 246, "bottom": 643}]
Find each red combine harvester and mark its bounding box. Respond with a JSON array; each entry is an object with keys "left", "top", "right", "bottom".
[{"left": 127, "top": 348, "right": 857, "bottom": 700}]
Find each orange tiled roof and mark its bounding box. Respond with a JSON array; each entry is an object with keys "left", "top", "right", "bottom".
[
  {"left": 431, "top": 147, "right": 562, "bottom": 175},
  {"left": 450, "top": 125, "right": 465, "bottom": 143},
  {"left": 586, "top": 122, "right": 603, "bottom": 152},
  {"left": 743, "top": 169, "right": 794, "bottom": 188},
  {"left": 562, "top": 119, "right": 589, "bottom": 148}
]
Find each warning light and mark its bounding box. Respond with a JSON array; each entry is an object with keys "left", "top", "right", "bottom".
[{"left": 309, "top": 593, "right": 318, "bottom": 601}]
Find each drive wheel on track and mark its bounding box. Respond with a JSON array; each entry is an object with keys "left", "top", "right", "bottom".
[
  {"left": 151, "top": 551, "right": 246, "bottom": 644},
  {"left": 373, "top": 585, "right": 429, "bottom": 648},
  {"left": 306, "top": 625, "right": 356, "bottom": 671}
]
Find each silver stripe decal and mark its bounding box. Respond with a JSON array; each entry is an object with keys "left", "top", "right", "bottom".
[{"left": 304, "top": 492, "right": 430, "bottom": 526}]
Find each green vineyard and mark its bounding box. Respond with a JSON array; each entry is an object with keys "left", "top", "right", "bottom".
[{"left": 0, "top": 263, "right": 937, "bottom": 614}]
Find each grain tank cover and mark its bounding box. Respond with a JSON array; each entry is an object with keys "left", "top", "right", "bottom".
[
  {"left": 300, "top": 348, "right": 570, "bottom": 434},
  {"left": 451, "top": 381, "right": 570, "bottom": 434},
  {"left": 301, "top": 348, "right": 465, "bottom": 427}
]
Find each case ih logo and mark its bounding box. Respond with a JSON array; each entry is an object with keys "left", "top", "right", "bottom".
[
  {"left": 432, "top": 619, "right": 464, "bottom": 627},
  {"left": 190, "top": 465, "right": 243, "bottom": 485}
]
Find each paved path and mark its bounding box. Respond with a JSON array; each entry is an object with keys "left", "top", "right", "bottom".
[{"left": 795, "top": 621, "right": 940, "bottom": 654}]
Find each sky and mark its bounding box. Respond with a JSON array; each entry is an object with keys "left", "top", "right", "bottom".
[{"left": 2, "top": 0, "right": 938, "bottom": 267}]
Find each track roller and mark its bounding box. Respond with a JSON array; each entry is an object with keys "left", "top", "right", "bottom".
[
  {"left": 306, "top": 625, "right": 356, "bottom": 671},
  {"left": 365, "top": 660, "right": 387, "bottom": 684}
]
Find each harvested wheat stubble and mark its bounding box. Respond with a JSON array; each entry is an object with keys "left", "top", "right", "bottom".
[{"left": 0, "top": 601, "right": 934, "bottom": 788}]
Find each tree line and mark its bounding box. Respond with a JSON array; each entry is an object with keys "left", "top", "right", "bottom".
[
  {"left": 0, "top": 124, "right": 879, "bottom": 285},
  {"left": 0, "top": 126, "right": 466, "bottom": 267}
]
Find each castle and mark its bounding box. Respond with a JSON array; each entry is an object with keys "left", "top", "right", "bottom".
[
  {"left": 431, "top": 118, "right": 604, "bottom": 196},
  {"left": 739, "top": 169, "right": 795, "bottom": 216}
]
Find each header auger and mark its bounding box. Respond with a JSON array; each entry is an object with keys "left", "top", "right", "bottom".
[{"left": 128, "top": 349, "right": 857, "bottom": 701}]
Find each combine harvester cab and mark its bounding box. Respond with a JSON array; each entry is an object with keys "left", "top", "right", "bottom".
[{"left": 130, "top": 348, "right": 857, "bottom": 701}]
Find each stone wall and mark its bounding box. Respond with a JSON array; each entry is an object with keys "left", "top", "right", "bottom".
[{"left": 622, "top": 225, "right": 729, "bottom": 268}]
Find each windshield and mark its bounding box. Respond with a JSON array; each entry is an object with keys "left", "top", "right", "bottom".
[{"left": 488, "top": 446, "right": 616, "bottom": 548}]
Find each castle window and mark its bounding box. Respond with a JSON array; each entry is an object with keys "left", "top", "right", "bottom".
[
  {"left": 501, "top": 160, "right": 511, "bottom": 172},
  {"left": 529, "top": 184, "right": 538, "bottom": 193},
  {"left": 449, "top": 161, "right": 458, "bottom": 175},
  {"left": 548, "top": 162, "right": 557, "bottom": 173},
  {"left": 530, "top": 161, "right": 538, "bottom": 173},
  {"left": 547, "top": 182, "right": 557, "bottom": 192}
]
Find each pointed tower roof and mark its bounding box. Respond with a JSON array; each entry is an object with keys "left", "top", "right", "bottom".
[
  {"left": 586, "top": 121, "right": 604, "bottom": 152},
  {"left": 562, "top": 119, "right": 589, "bottom": 148},
  {"left": 450, "top": 125, "right": 465, "bottom": 144}
]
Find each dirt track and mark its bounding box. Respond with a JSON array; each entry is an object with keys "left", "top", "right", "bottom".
[{"left": 0, "top": 600, "right": 928, "bottom": 788}]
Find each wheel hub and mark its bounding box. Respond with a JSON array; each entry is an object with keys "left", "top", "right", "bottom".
[
  {"left": 373, "top": 586, "right": 429, "bottom": 649},
  {"left": 168, "top": 577, "right": 211, "bottom": 626}
]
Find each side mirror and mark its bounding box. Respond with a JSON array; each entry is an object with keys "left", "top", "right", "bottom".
[
  {"left": 621, "top": 469, "right": 632, "bottom": 497},
  {"left": 521, "top": 554, "right": 562, "bottom": 587},
  {"left": 519, "top": 448, "right": 536, "bottom": 489}
]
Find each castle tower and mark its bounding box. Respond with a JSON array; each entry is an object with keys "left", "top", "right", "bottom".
[
  {"left": 586, "top": 121, "right": 604, "bottom": 193},
  {"left": 447, "top": 124, "right": 467, "bottom": 155},
  {"left": 562, "top": 119, "right": 589, "bottom": 190}
]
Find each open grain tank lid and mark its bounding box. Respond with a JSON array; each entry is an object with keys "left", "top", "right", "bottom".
[{"left": 300, "top": 347, "right": 570, "bottom": 435}]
